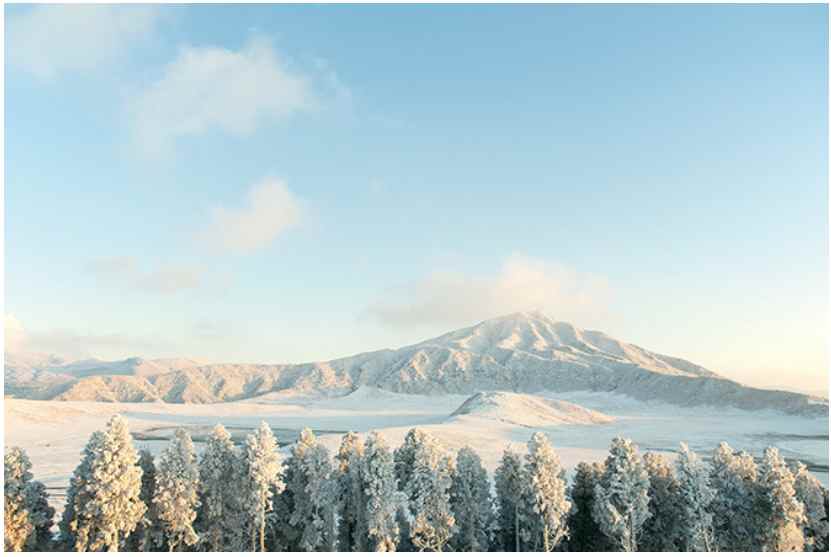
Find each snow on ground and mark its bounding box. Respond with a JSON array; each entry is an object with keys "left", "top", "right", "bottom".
[
  {"left": 449, "top": 391, "right": 615, "bottom": 427},
  {"left": 5, "top": 387, "right": 828, "bottom": 513}
]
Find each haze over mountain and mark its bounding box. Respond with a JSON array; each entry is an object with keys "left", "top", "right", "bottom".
[{"left": 5, "top": 312, "right": 827, "bottom": 417}]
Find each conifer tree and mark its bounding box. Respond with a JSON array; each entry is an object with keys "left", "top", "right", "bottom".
[
  {"left": 640, "top": 452, "right": 680, "bottom": 551},
  {"left": 197, "top": 424, "right": 241, "bottom": 551},
  {"left": 284, "top": 428, "right": 337, "bottom": 551},
  {"left": 336, "top": 431, "right": 368, "bottom": 552},
  {"left": 5, "top": 447, "right": 35, "bottom": 552},
  {"left": 23, "top": 480, "right": 54, "bottom": 551},
  {"left": 59, "top": 416, "right": 146, "bottom": 551},
  {"left": 494, "top": 446, "right": 528, "bottom": 551},
  {"left": 126, "top": 449, "right": 163, "bottom": 551},
  {"left": 821, "top": 485, "right": 830, "bottom": 552},
  {"left": 58, "top": 432, "right": 99, "bottom": 550},
  {"left": 153, "top": 428, "right": 201, "bottom": 551},
  {"left": 4, "top": 447, "right": 54, "bottom": 552},
  {"left": 400, "top": 429, "right": 456, "bottom": 551},
  {"left": 239, "top": 421, "right": 283, "bottom": 552},
  {"left": 753, "top": 446, "right": 806, "bottom": 551},
  {"left": 592, "top": 437, "right": 651, "bottom": 552},
  {"left": 520, "top": 432, "right": 570, "bottom": 551},
  {"left": 708, "top": 442, "right": 758, "bottom": 551},
  {"left": 449, "top": 446, "right": 494, "bottom": 551},
  {"left": 394, "top": 428, "right": 424, "bottom": 488},
  {"left": 674, "top": 443, "right": 715, "bottom": 551},
  {"left": 392, "top": 428, "right": 429, "bottom": 550},
  {"left": 567, "top": 461, "right": 611, "bottom": 551},
  {"left": 362, "top": 431, "right": 405, "bottom": 551},
  {"left": 270, "top": 459, "right": 296, "bottom": 549},
  {"left": 791, "top": 461, "right": 829, "bottom": 552}
]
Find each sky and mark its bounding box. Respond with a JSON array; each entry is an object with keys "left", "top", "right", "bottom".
[{"left": 4, "top": 4, "right": 828, "bottom": 393}]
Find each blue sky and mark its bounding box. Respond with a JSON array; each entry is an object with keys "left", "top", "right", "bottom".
[{"left": 5, "top": 4, "right": 828, "bottom": 392}]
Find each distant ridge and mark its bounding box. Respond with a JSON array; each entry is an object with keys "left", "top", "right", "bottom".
[{"left": 5, "top": 312, "right": 827, "bottom": 417}]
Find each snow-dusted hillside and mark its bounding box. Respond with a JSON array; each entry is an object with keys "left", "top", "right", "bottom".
[
  {"left": 5, "top": 312, "right": 827, "bottom": 416},
  {"left": 449, "top": 391, "right": 614, "bottom": 427}
]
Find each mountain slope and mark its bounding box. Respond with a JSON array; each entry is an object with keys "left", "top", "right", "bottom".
[
  {"left": 449, "top": 391, "right": 615, "bottom": 427},
  {"left": 5, "top": 312, "right": 827, "bottom": 416}
]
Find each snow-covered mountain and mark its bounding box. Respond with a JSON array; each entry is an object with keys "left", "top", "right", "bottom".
[{"left": 4, "top": 312, "right": 827, "bottom": 416}]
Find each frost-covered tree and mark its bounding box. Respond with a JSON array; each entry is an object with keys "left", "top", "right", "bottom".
[
  {"left": 640, "top": 452, "right": 680, "bottom": 551},
  {"left": 392, "top": 428, "right": 427, "bottom": 550},
  {"left": 239, "top": 422, "right": 283, "bottom": 552},
  {"left": 708, "top": 442, "right": 758, "bottom": 551},
  {"left": 449, "top": 446, "right": 494, "bottom": 551},
  {"left": 791, "top": 461, "right": 829, "bottom": 552},
  {"left": 820, "top": 485, "right": 830, "bottom": 553},
  {"left": 567, "top": 461, "right": 611, "bottom": 551},
  {"left": 282, "top": 428, "right": 337, "bottom": 551},
  {"left": 399, "top": 429, "right": 456, "bottom": 551},
  {"left": 153, "top": 428, "right": 200, "bottom": 551},
  {"left": 592, "top": 437, "right": 651, "bottom": 552},
  {"left": 22, "top": 480, "right": 54, "bottom": 551},
  {"left": 336, "top": 432, "right": 368, "bottom": 551},
  {"left": 824, "top": 486, "right": 830, "bottom": 552},
  {"left": 362, "top": 431, "right": 405, "bottom": 551},
  {"left": 674, "top": 443, "right": 715, "bottom": 551},
  {"left": 520, "top": 433, "right": 570, "bottom": 551},
  {"left": 394, "top": 428, "right": 424, "bottom": 488},
  {"left": 494, "top": 446, "right": 530, "bottom": 551},
  {"left": 59, "top": 415, "right": 146, "bottom": 551},
  {"left": 5, "top": 447, "right": 54, "bottom": 552},
  {"left": 125, "top": 449, "right": 163, "bottom": 551},
  {"left": 197, "top": 424, "right": 241, "bottom": 551},
  {"left": 270, "top": 458, "right": 297, "bottom": 548},
  {"left": 5, "top": 447, "right": 35, "bottom": 552},
  {"left": 58, "top": 432, "right": 98, "bottom": 550},
  {"left": 753, "top": 446, "right": 806, "bottom": 551}
]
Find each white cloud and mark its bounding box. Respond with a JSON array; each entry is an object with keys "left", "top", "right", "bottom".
[
  {"left": 7, "top": 5, "right": 160, "bottom": 79},
  {"left": 367, "top": 254, "right": 612, "bottom": 329},
  {"left": 5, "top": 314, "right": 170, "bottom": 360},
  {"left": 5, "top": 314, "right": 27, "bottom": 354},
  {"left": 84, "top": 255, "right": 138, "bottom": 279},
  {"left": 137, "top": 265, "right": 204, "bottom": 294},
  {"left": 86, "top": 257, "right": 204, "bottom": 294},
  {"left": 129, "top": 36, "right": 314, "bottom": 156},
  {"left": 202, "top": 178, "right": 302, "bottom": 254},
  {"left": 192, "top": 319, "right": 231, "bottom": 340}
]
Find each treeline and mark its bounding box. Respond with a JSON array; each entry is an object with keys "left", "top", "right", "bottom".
[{"left": 4, "top": 415, "right": 829, "bottom": 552}]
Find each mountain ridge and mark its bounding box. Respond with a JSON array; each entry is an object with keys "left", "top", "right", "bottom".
[{"left": 5, "top": 312, "right": 827, "bottom": 416}]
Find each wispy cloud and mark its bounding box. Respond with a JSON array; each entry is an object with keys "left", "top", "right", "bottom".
[
  {"left": 84, "top": 256, "right": 139, "bottom": 279},
  {"left": 128, "top": 36, "right": 318, "bottom": 156},
  {"left": 86, "top": 256, "right": 204, "bottom": 294},
  {"left": 5, "top": 314, "right": 171, "bottom": 360},
  {"left": 5, "top": 314, "right": 27, "bottom": 354},
  {"left": 192, "top": 319, "right": 231, "bottom": 340},
  {"left": 137, "top": 265, "right": 204, "bottom": 294},
  {"left": 366, "top": 254, "right": 612, "bottom": 329},
  {"left": 201, "top": 177, "right": 303, "bottom": 254},
  {"left": 7, "top": 5, "right": 161, "bottom": 79}
]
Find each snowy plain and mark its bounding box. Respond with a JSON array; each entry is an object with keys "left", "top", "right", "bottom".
[{"left": 5, "top": 385, "right": 827, "bottom": 514}]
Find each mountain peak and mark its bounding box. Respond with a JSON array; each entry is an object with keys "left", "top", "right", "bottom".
[{"left": 486, "top": 310, "right": 552, "bottom": 324}]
